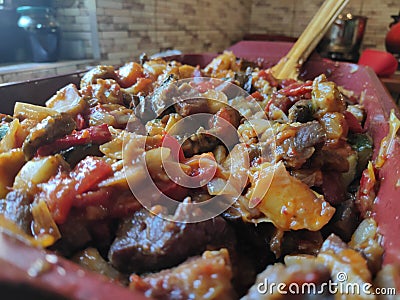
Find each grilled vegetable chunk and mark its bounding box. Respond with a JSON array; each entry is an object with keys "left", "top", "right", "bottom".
[
  {"left": 0, "top": 148, "right": 26, "bottom": 198},
  {"left": 245, "top": 161, "right": 335, "bottom": 231},
  {"left": 22, "top": 113, "right": 76, "bottom": 160}
]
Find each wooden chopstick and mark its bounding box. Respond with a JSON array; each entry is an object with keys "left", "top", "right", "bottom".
[{"left": 271, "top": 0, "right": 349, "bottom": 80}]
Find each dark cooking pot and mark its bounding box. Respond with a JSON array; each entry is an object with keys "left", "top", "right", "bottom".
[{"left": 318, "top": 13, "right": 367, "bottom": 62}]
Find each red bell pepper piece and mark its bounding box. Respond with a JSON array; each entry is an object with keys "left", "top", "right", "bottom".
[
  {"left": 279, "top": 78, "right": 297, "bottom": 89},
  {"left": 37, "top": 124, "right": 112, "bottom": 156},
  {"left": 248, "top": 91, "right": 264, "bottom": 101},
  {"left": 156, "top": 180, "right": 189, "bottom": 201},
  {"left": 41, "top": 173, "right": 76, "bottom": 224},
  {"left": 280, "top": 80, "right": 313, "bottom": 97},
  {"left": 258, "top": 69, "right": 279, "bottom": 87}
]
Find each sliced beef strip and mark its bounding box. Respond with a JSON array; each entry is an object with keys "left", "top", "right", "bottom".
[
  {"left": 108, "top": 208, "right": 235, "bottom": 274},
  {"left": 0, "top": 190, "right": 32, "bottom": 234},
  {"left": 130, "top": 248, "right": 236, "bottom": 300}
]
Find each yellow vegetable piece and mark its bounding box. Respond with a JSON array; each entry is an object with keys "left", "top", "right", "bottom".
[
  {"left": 13, "top": 155, "right": 65, "bottom": 195},
  {"left": 14, "top": 102, "right": 58, "bottom": 122},
  {"left": 0, "top": 215, "right": 55, "bottom": 248},
  {"left": 247, "top": 161, "right": 335, "bottom": 231},
  {"left": 0, "top": 148, "right": 26, "bottom": 198},
  {"left": 375, "top": 109, "right": 400, "bottom": 168},
  {"left": 0, "top": 119, "right": 28, "bottom": 153},
  {"left": 31, "top": 199, "right": 61, "bottom": 245}
]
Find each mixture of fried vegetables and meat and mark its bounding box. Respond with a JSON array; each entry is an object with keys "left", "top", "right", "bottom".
[{"left": 0, "top": 51, "right": 395, "bottom": 299}]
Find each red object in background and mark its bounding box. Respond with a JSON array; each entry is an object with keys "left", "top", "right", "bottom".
[
  {"left": 358, "top": 49, "right": 398, "bottom": 77},
  {"left": 386, "top": 14, "right": 400, "bottom": 54}
]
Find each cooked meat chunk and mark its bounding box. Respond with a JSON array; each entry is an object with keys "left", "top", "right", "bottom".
[
  {"left": 80, "top": 65, "right": 117, "bottom": 89},
  {"left": 180, "top": 132, "right": 219, "bottom": 157},
  {"left": 321, "top": 171, "right": 347, "bottom": 205},
  {"left": 108, "top": 208, "right": 235, "bottom": 273},
  {"left": 322, "top": 199, "right": 359, "bottom": 242},
  {"left": 276, "top": 121, "right": 325, "bottom": 169},
  {"left": 51, "top": 213, "right": 92, "bottom": 256},
  {"left": 280, "top": 230, "right": 324, "bottom": 257},
  {"left": 234, "top": 69, "right": 253, "bottom": 94},
  {"left": 135, "top": 74, "right": 178, "bottom": 122},
  {"left": 318, "top": 145, "right": 351, "bottom": 172},
  {"left": 174, "top": 98, "right": 210, "bottom": 117},
  {"left": 288, "top": 100, "right": 314, "bottom": 123},
  {"left": 293, "top": 121, "right": 326, "bottom": 150},
  {"left": 0, "top": 190, "right": 32, "bottom": 233},
  {"left": 81, "top": 79, "right": 125, "bottom": 106},
  {"left": 211, "top": 106, "right": 242, "bottom": 130},
  {"left": 290, "top": 169, "right": 323, "bottom": 187},
  {"left": 89, "top": 104, "right": 144, "bottom": 132},
  {"left": 22, "top": 113, "right": 76, "bottom": 160},
  {"left": 130, "top": 248, "right": 236, "bottom": 300}
]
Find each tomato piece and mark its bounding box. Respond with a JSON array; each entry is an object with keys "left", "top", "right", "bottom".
[
  {"left": 258, "top": 69, "right": 279, "bottom": 87},
  {"left": 116, "top": 62, "right": 144, "bottom": 88},
  {"left": 248, "top": 91, "right": 264, "bottom": 101},
  {"left": 343, "top": 111, "right": 364, "bottom": 133},
  {"left": 161, "top": 133, "right": 185, "bottom": 162},
  {"left": 107, "top": 191, "right": 142, "bottom": 218},
  {"left": 71, "top": 157, "right": 113, "bottom": 194},
  {"left": 156, "top": 180, "right": 188, "bottom": 201},
  {"left": 41, "top": 173, "right": 76, "bottom": 224},
  {"left": 73, "top": 187, "right": 113, "bottom": 208},
  {"left": 265, "top": 93, "right": 292, "bottom": 114},
  {"left": 280, "top": 80, "right": 313, "bottom": 97},
  {"left": 279, "top": 78, "right": 297, "bottom": 89}
]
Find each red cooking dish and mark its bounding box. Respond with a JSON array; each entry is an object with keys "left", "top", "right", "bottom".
[{"left": 0, "top": 41, "right": 399, "bottom": 296}]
